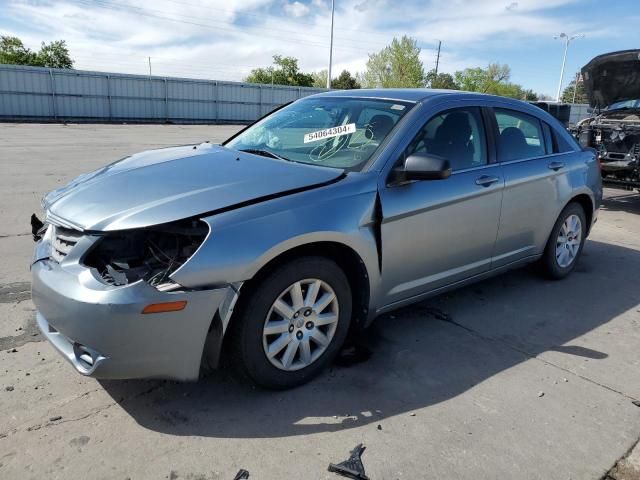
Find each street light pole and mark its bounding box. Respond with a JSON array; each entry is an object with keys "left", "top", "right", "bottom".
[
  {"left": 327, "top": 0, "right": 335, "bottom": 89},
  {"left": 554, "top": 33, "right": 584, "bottom": 102}
]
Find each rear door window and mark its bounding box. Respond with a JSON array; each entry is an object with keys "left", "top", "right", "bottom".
[{"left": 494, "top": 109, "right": 546, "bottom": 162}]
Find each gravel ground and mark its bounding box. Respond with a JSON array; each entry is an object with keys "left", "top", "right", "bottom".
[{"left": 0, "top": 123, "right": 639, "bottom": 480}]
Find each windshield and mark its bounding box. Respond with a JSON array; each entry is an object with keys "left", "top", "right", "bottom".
[
  {"left": 608, "top": 99, "right": 640, "bottom": 110},
  {"left": 224, "top": 97, "right": 414, "bottom": 171}
]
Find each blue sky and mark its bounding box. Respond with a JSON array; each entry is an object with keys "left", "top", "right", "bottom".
[{"left": 1, "top": 0, "right": 639, "bottom": 96}]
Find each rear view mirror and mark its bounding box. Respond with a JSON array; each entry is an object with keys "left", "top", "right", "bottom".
[{"left": 403, "top": 153, "right": 452, "bottom": 181}]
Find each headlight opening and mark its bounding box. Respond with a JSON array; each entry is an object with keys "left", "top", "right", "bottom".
[{"left": 83, "top": 219, "right": 209, "bottom": 288}]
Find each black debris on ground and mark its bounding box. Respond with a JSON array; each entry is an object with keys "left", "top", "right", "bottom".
[
  {"left": 232, "top": 469, "right": 250, "bottom": 480},
  {"left": 328, "top": 443, "right": 369, "bottom": 480}
]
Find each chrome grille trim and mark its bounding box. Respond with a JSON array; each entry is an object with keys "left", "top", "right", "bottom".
[{"left": 51, "top": 226, "right": 84, "bottom": 263}]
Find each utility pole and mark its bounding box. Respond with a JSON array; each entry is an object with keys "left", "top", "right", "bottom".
[
  {"left": 148, "top": 57, "right": 152, "bottom": 76},
  {"left": 554, "top": 33, "right": 583, "bottom": 102},
  {"left": 572, "top": 71, "right": 580, "bottom": 104},
  {"left": 434, "top": 40, "right": 441, "bottom": 75},
  {"left": 326, "top": 0, "right": 335, "bottom": 89}
]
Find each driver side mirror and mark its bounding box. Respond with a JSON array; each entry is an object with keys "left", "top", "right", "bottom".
[{"left": 400, "top": 153, "right": 452, "bottom": 182}]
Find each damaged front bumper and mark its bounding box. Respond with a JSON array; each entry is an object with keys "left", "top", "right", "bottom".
[{"left": 31, "top": 235, "right": 235, "bottom": 381}]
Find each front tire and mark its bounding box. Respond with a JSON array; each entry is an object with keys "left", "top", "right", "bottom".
[
  {"left": 540, "top": 202, "right": 587, "bottom": 279},
  {"left": 228, "top": 257, "right": 352, "bottom": 389}
]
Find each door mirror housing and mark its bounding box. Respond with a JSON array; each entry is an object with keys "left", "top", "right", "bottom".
[{"left": 402, "top": 153, "right": 452, "bottom": 181}]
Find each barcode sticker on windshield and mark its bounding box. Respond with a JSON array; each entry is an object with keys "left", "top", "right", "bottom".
[{"left": 304, "top": 123, "right": 356, "bottom": 143}]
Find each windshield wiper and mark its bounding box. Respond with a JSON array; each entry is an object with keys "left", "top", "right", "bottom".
[{"left": 238, "top": 148, "right": 292, "bottom": 162}]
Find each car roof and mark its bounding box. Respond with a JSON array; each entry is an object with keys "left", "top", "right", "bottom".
[
  {"left": 307, "top": 88, "right": 552, "bottom": 120},
  {"left": 313, "top": 88, "right": 493, "bottom": 102}
]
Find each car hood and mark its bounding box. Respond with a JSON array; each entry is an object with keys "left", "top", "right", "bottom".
[
  {"left": 43, "top": 143, "right": 344, "bottom": 231},
  {"left": 582, "top": 49, "right": 640, "bottom": 108}
]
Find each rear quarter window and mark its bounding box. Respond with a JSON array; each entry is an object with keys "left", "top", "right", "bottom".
[{"left": 552, "top": 126, "right": 578, "bottom": 153}]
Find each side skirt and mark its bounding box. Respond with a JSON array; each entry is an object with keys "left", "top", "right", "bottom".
[{"left": 374, "top": 254, "right": 542, "bottom": 316}]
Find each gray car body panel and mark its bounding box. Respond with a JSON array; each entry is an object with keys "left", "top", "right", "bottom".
[
  {"left": 171, "top": 172, "right": 381, "bottom": 293},
  {"left": 31, "top": 89, "right": 602, "bottom": 381},
  {"left": 42, "top": 143, "right": 343, "bottom": 231}
]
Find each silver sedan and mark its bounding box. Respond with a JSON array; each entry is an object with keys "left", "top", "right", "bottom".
[{"left": 31, "top": 89, "right": 602, "bottom": 388}]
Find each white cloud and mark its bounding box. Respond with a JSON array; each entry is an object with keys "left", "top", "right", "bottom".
[
  {"left": 0, "top": 0, "right": 614, "bottom": 92},
  {"left": 283, "top": 1, "right": 310, "bottom": 18}
]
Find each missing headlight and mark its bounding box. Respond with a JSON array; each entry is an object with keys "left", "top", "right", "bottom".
[{"left": 83, "top": 219, "right": 209, "bottom": 288}]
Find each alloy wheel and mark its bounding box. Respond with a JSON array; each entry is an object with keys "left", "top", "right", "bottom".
[
  {"left": 262, "top": 278, "right": 339, "bottom": 371},
  {"left": 555, "top": 214, "right": 582, "bottom": 268}
]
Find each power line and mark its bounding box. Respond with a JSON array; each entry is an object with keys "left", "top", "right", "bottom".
[
  {"left": 66, "top": 0, "right": 389, "bottom": 53},
  {"left": 72, "top": 58, "right": 254, "bottom": 77},
  {"left": 153, "top": 0, "right": 399, "bottom": 42},
  {"left": 71, "top": 52, "right": 262, "bottom": 70}
]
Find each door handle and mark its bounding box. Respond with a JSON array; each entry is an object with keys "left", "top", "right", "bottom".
[
  {"left": 548, "top": 161, "right": 565, "bottom": 171},
  {"left": 475, "top": 175, "right": 500, "bottom": 187}
]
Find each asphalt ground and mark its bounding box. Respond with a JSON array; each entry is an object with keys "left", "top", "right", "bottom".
[{"left": 1, "top": 123, "right": 639, "bottom": 480}]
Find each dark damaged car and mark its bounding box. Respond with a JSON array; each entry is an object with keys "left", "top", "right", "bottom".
[{"left": 575, "top": 49, "right": 640, "bottom": 190}]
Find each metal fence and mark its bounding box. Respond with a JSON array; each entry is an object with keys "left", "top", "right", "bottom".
[
  {"left": 0, "top": 64, "right": 593, "bottom": 126},
  {"left": 0, "top": 64, "right": 327, "bottom": 124}
]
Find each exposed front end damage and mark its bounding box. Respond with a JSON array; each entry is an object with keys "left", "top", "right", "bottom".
[
  {"left": 82, "top": 219, "right": 210, "bottom": 290},
  {"left": 30, "top": 217, "right": 239, "bottom": 381},
  {"left": 574, "top": 49, "right": 640, "bottom": 190},
  {"left": 576, "top": 111, "right": 640, "bottom": 188}
]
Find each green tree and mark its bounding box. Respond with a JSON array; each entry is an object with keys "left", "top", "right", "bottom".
[
  {"left": 425, "top": 69, "right": 459, "bottom": 89},
  {"left": 0, "top": 36, "right": 38, "bottom": 65},
  {"left": 454, "top": 63, "right": 511, "bottom": 93},
  {"left": 561, "top": 79, "right": 588, "bottom": 104},
  {"left": 36, "top": 40, "right": 73, "bottom": 68},
  {"left": 0, "top": 36, "right": 73, "bottom": 68},
  {"left": 453, "top": 63, "right": 536, "bottom": 100},
  {"left": 331, "top": 70, "right": 361, "bottom": 89},
  {"left": 245, "top": 55, "right": 314, "bottom": 87},
  {"left": 312, "top": 69, "right": 328, "bottom": 88},
  {"left": 361, "top": 36, "right": 425, "bottom": 88}
]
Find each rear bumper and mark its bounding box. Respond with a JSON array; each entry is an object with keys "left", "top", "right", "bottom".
[{"left": 31, "top": 258, "right": 232, "bottom": 381}]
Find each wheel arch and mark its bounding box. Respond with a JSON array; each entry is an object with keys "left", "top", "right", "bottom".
[
  {"left": 568, "top": 193, "right": 595, "bottom": 234},
  {"left": 236, "top": 241, "right": 371, "bottom": 330},
  {"left": 538, "top": 190, "right": 595, "bottom": 262},
  {"left": 205, "top": 241, "right": 372, "bottom": 372}
]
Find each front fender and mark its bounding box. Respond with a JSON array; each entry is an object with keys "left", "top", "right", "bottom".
[{"left": 171, "top": 173, "right": 381, "bottom": 309}]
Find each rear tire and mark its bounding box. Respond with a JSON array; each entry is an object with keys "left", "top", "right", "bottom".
[
  {"left": 540, "top": 202, "right": 587, "bottom": 279},
  {"left": 228, "top": 256, "right": 352, "bottom": 389}
]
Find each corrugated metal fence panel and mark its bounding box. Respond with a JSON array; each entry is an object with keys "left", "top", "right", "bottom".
[
  {"left": 0, "top": 66, "right": 53, "bottom": 117},
  {"left": 0, "top": 64, "right": 328, "bottom": 123}
]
